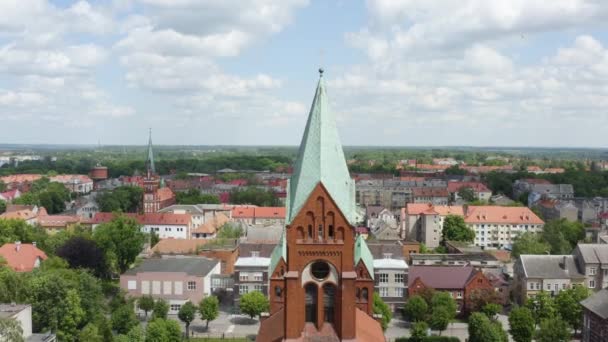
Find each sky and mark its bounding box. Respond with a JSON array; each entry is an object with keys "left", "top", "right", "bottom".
[{"left": 1, "top": 0, "right": 608, "bottom": 147}]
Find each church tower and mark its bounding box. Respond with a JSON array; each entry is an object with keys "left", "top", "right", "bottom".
[
  {"left": 257, "top": 70, "right": 384, "bottom": 342},
  {"left": 143, "top": 129, "right": 161, "bottom": 213}
]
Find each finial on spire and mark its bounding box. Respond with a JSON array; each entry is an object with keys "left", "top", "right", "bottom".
[{"left": 319, "top": 68, "right": 324, "bottom": 77}]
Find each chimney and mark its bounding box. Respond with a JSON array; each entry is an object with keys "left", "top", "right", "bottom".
[
  {"left": 15, "top": 241, "right": 21, "bottom": 252},
  {"left": 560, "top": 256, "right": 567, "bottom": 270},
  {"left": 32, "top": 241, "right": 36, "bottom": 248}
]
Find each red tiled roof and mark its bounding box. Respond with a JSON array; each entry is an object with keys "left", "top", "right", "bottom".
[
  {"left": 0, "top": 174, "right": 42, "bottom": 184},
  {"left": 156, "top": 187, "right": 175, "bottom": 201},
  {"left": 192, "top": 213, "right": 230, "bottom": 234},
  {"left": 355, "top": 308, "right": 385, "bottom": 342},
  {"left": 0, "top": 209, "right": 39, "bottom": 221},
  {"left": 447, "top": 181, "right": 491, "bottom": 193},
  {"left": 408, "top": 265, "right": 475, "bottom": 289},
  {"left": 50, "top": 174, "right": 93, "bottom": 184},
  {"left": 231, "top": 207, "right": 285, "bottom": 219},
  {"left": 0, "top": 189, "right": 20, "bottom": 201},
  {"left": 89, "top": 212, "right": 191, "bottom": 226},
  {"left": 0, "top": 243, "right": 47, "bottom": 272},
  {"left": 465, "top": 206, "right": 544, "bottom": 224}
]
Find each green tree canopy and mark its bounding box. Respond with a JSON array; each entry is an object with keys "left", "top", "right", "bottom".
[
  {"left": 92, "top": 214, "right": 145, "bottom": 273},
  {"left": 457, "top": 186, "right": 476, "bottom": 202},
  {"left": 0, "top": 317, "right": 24, "bottom": 342},
  {"left": 145, "top": 318, "right": 181, "bottom": 342},
  {"left": 152, "top": 299, "right": 169, "bottom": 320},
  {"left": 409, "top": 321, "right": 429, "bottom": 341},
  {"left": 95, "top": 186, "right": 143, "bottom": 213},
  {"left": 78, "top": 323, "right": 103, "bottom": 342},
  {"left": 555, "top": 286, "right": 589, "bottom": 333},
  {"left": 403, "top": 295, "right": 428, "bottom": 322},
  {"left": 468, "top": 312, "right": 507, "bottom": 342},
  {"left": 428, "top": 305, "right": 450, "bottom": 335},
  {"left": 542, "top": 219, "right": 585, "bottom": 254},
  {"left": 138, "top": 295, "right": 155, "bottom": 319},
  {"left": 178, "top": 301, "right": 197, "bottom": 338},
  {"left": 176, "top": 189, "right": 220, "bottom": 205},
  {"left": 199, "top": 296, "right": 219, "bottom": 330},
  {"left": 430, "top": 292, "right": 457, "bottom": 321},
  {"left": 239, "top": 291, "right": 269, "bottom": 320},
  {"left": 111, "top": 304, "right": 138, "bottom": 335},
  {"left": 442, "top": 215, "right": 475, "bottom": 243},
  {"left": 373, "top": 293, "right": 393, "bottom": 331},
  {"left": 525, "top": 291, "right": 556, "bottom": 326},
  {"left": 511, "top": 232, "right": 550, "bottom": 258},
  {"left": 536, "top": 316, "right": 571, "bottom": 342},
  {"left": 229, "top": 187, "right": 280, "bottom": 206},
  {"left": 508, "top": 306, "right": 535, "bottom": 342}
]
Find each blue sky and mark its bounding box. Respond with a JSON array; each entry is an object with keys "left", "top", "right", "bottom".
[{"left": 2, "top": 0, "right": 608, "bottom": 147}]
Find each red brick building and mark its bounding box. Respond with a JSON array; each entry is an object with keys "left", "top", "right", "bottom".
[
  {"left": 142, "top": 129, "right": 175, "bottom": 213},
  {"left": 408, "top": 265, "right": 494, "bottom": 314},
  {"left": 256, "top": 70, "right": 384, "bottom": 342}
]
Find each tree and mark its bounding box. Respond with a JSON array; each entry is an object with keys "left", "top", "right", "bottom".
[
  {"left": 111, "top": 304, "right": 139, "bottom": 335},
  {"left": 468, "top": 312, "right": 507, "bottom": 342},
  {"left": 410, "top": 321, "right": 429, "bottom": 341},
  {"left": 555, "top": 286, "right": 589, "bottom": 333},
  {"left": 178, "top": 301, "right": 197, "bottom": 338},
  {"left": 508, "top": 306, "right": 535, "bottom": 342},
  {"left": 445, "top": 165, "right": 466, "bottom": 175},
  {"left": 428, "top": 305, "right": 450, "bottom": 335},
  {"left": 239, "top": 291, "right": 269, "bottom": 320},
  {"left": 373, "top": 293, "right": 392, "bottom": 331},
  {"left": 403, "top": 295, "right": 428, "bottom": 322},
  {"left": 468, "top": 288, "right": 501, "bottom": 313},
  {"left": 0, "top": 317, "right": 24, "bottom": 342},
  {"left": 482, "top": 303, "right": 502, "bottom": 320},
  {"left": 92, "top": 214, "right": 146, "bottom": 273},
  {"left": 525, "top": 291, "right": 556, "bottom": 326},
  {"left": 145, "top": 319, "right": 181, "bottom": 342},
  {"left": 511, "top": 232, "right": 550, "bottom": 258},
  {"left": 115, "top": 325, "right": 145, "bottom": 342},
  {"left": 0, "top": 200, "right": 6, "bottom": 214},
  {"left": 176, "top": 189, "right": 220, "bottom": 205},
  {"left": 56, "top": 236, "right": 108, "bottom": 277},
  {"left": 56, "top": 289, "right": 85, "bottom": 342},
  {"left": 442, "top": 215, "right": 475, "bottom": 242},
  {"left": 458, "top": 186, "right": 476, "bottom": 202},
  {"left": 152, "top": 299, "right": 169, "bottom": 320},
  {"left": 78, "top": 323, "right": 103, "bottom": 342},
  {"left": 430, "top": 292, "right": 457, "bottom": 321},
  {"left": 542, "top": 219, "right": 585, "bottom": 254},
  {"left": 96, "top": 186, "right": 143, "bottom": 213},
  {"left": 536, "top": 316, "right": 571, "bottom": 342},
  {"left": 138, "top": 295, "right": 155, "bottom": 319},
  {"left": 199, "top": 296, "right": 219, "bottom": 330},
  {"left": 0, "top": 180, "right": 6, "bottom": 192},
  {"left": 229, "top": 187, "right": 280, "bottom": 206}
]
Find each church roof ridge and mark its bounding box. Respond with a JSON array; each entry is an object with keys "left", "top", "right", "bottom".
[
  {"left": 286, "top": 70, "right": 355, "bottom": 225},
  {"left": 354, "top": 234, "right": 374, "bottom": 280}
]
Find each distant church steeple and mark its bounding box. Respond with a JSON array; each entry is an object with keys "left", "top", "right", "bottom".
[{"left": 145, "top": 128, "right": 156, "bottom": 174}]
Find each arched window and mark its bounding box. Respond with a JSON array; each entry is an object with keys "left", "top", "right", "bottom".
[
  {"left": 362, "top": 288, "right": 369, "bottom": 302},
  {"left": 275, "top": 286, "right": 282, "bottom": 299},
  {"left": 323, "top": 284, "right": 336, "bottom": 323},
  {"left": 328, "top": 225, "right": 334, "bottom": 239},
  {"left": 305, "top": 284, "right": 318, "bottom": 323},
  {"left": 280, "top": 266, "right": 285, "bottom": 276},
  {"left": 356, "top": 288, "right": 361, "bottom": 301},
  {"left": 307, "top": 225, "right": 313, "bottom": 239},
  {"left": 318, "top": 224, "right": 323, "bottom": 240}
]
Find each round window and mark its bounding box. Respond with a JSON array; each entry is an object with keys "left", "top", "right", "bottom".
[{"left": 311, "top": 261, "right": 330, "bottom": 280}]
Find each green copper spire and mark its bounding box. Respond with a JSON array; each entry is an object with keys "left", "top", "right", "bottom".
[
  {"left": 145, "top": 128, "right": 156, "bottom": 174},
  {"left": 286, "top": 69, "right": 356, "bottom": 224},
  {"left": 354, "top": 234, "right": 374, "bottom": 280}
]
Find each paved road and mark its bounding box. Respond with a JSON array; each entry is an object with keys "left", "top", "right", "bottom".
[{"left": 165, "top": 311, "right": 513, "bottom": 341}]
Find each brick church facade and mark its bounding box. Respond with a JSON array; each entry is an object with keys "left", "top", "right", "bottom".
[{"left": 256, "top": 70, "right": 384, "bottom": 342}]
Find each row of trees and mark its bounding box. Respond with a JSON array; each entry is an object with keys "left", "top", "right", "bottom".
[
  {"left": 507, "top": 287, "right": 590, "bottom": 342},
  {"left": 229, "top": 187, "right": 280, "bottom": 207},
  {"left": 403, "top": 291, "right": 458, "bottom": 336},
  {"left": 175, "top": 189, "right": 220, "bottom": 205}
]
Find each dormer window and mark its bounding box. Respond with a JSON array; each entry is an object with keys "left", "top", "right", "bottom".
[{"left": 251, "top": 251, "right": 260, "bottom": 258}]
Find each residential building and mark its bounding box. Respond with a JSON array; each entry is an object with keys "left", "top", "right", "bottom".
[
  {"left": 257, "top": 71, "right": 383, "bottom": 342},
  {"left": 233, "top": 251, "right": 271, "bottom": 306},
  {"left": 37, "top": 214, "right": 81, "bottom": 234},
  {"left": 0, "top": 205, "right": 44, "bottom": 225},
  {"left": 581, "top": 288, "right": 608, "bottom": 342},
  {"left": 403, "top": 203, "right": 464, "bottom": 248},
  {"left": 356, "top": 178, "right": 447, "bottom": 210},
  {"left": 513, "top": 255, "right": 585, "bottom": 304},
  {"left": 513, "top": 179, "right": 574, "bottom": 203},
  {"left": 50, "top": 175, "right": 94, "bottom": 194},
  {"left": 412, "top": 187, "right": 449, "bottom": 205},
  {"left": 534, "top": 199, "right": 578, "bottom": 222},
  {"left": 231, "top": 206, "right": 285, "bottom": 226},
  {"left": 447, "top": 181, "right": 492, "bottom": 203},
  {"left": 373, "top": 253, "right": 408, "bottom": 313},
  {"left": 408, "top": 265, "right": 494, "bottom": 313},
  {"left": 0, "top": 242, "right": 47, "bottom": 272},
  {"left": 573, "top": 244, "right": 608, "bottom": 290},
  {"left": 120, "top": 256, "right": 220, "bottom": 314},
  {"left": 410, "top": 253, "right": 501, "bottom": 269},
  {"left": 0, "top": 304, "right": 56, "bottom": 341},
  {"left": 465, "top": 206, "right": 544, "bottom": 248},
  {"left": 0, "top": 189, "right": 21, "bottom": 202},
  {"left": 74, "top": 195, "right": 100, "bottom": 220},
  {"left": 191, "top": 213, "right": 230, "bottom": 239},
  {"left": 89, "top": 212, "right": 193, "bottom": 239}
]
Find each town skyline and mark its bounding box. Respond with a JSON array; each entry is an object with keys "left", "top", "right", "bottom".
[{"left": 2, "top": 1, "right": 608, "bottom": 147}]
